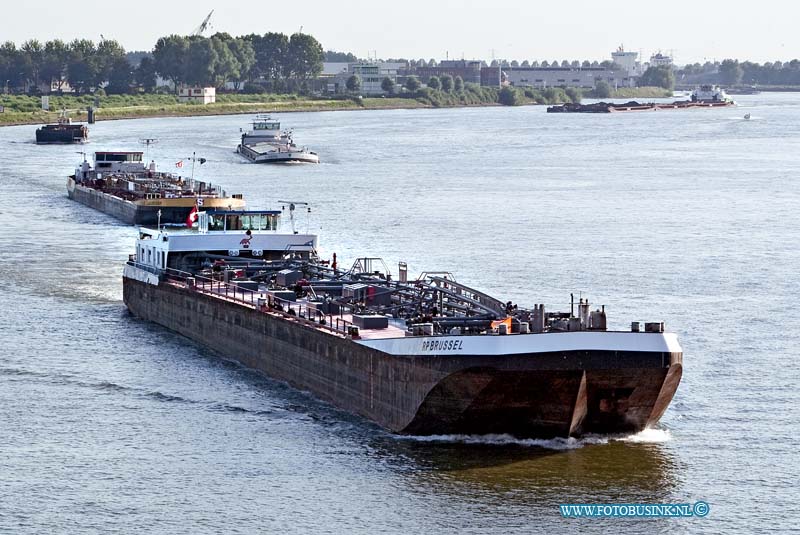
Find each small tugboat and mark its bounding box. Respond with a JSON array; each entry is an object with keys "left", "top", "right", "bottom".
[
  {"left": 236, "top": 115, "right": 319, "bottom": 164},
  {"left": 35, "top": 110, "right": 88, "bottom": 144},
  {"left": 68, "top": 151, "right": 245, "bottom": 225},
  {"left": 123, "top": 205, "right": 683, "bottom": 438}
]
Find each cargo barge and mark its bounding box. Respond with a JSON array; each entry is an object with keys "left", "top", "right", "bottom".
[
  {"left": 123, "top": 207, "right": 683, "bottom": 438},
  {"left": 68, "top": 151, "right": 245, "bottom": 225},
  {"left": 548, "top": 84, "right": 736, "bottom": 113},
  {"left": 36, "top": 112, "right": 88, "bottom": 144},
  {"left": 236, "top": 115, "right": 319, "bottom": 164}
]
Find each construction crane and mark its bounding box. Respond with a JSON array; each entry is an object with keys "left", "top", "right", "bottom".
[{"left": 192, "top": 10, "right": 214, "bottom": 36}]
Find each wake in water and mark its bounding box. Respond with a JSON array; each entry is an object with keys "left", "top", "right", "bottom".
[{"left": 396, "top": 428, "right": 672, "bottom": 450}]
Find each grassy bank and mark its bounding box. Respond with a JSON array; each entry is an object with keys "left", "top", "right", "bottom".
[
  {"left": 0, "top": 89, "right": 506, "bottom": 126},
  {"left": 583, "top": 86, "right": 673, "bottom": 99}
]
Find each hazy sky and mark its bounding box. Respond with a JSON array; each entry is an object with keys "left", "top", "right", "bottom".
[{"left": 3, "top": 0, "right": 798, "bottom": 64}]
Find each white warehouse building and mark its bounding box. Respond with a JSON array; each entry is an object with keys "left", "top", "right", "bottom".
[{"left": 504, "top": 67, "right": 635, "bottom": 89}]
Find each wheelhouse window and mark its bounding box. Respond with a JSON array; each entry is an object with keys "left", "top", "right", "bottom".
[
  {"left": 208, "top": 214, "right": 225, "bottom": 231},
  {"left": 226, "top": 214, "right": 243, "bottom": 230},
  {"left": 207, "top": 212, "right": 279, "bottom": 231}
]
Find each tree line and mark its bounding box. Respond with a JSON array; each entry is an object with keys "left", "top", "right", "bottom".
[
  {"left": 344, "top": 73, "right": 465, "bottom": 95},
  {"left": 0, "top": 30, "right": 324, "bottom": 95},
  {"left": 0, "top": 39, "right": 129, "bottom": 94},
  {"left": 679, "top": 59, "right": 800, "bottom": 86}
]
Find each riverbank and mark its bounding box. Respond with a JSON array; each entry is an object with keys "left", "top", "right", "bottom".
[
  {"left": 0, "top": 97, "right": 450, "bottom": 126},
  {"left": 0, "top": 85, "right": 583, "bottom": 126}
]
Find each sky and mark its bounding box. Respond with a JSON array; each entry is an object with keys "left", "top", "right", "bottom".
[{"left": 2, "top": 0, "right": 798, "bottom": 65}]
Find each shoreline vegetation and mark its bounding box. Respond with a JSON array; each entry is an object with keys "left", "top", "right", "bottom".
[{"left": 0, "top": 86, "right": 674, "bottom": 126}]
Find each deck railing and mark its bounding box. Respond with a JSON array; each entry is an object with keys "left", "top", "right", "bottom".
[{"left": 150, "top": 265, "right": 356, "bottom": 337}]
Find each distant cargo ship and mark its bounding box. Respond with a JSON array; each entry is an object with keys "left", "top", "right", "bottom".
[
  {"left": 67, "top": 151, "right": 245, "bottom": 225},
  {"left": 236, "top": 116, "right": 319, "bottom": 164},
  {"left": 35, "top": 112, "right": 88, "bottom": 144},
  {"left": 548, "top": 84, "right": 736, "bottom": 113},
  {"left": 123, "top": 206, "right": 683, "bottom": 438}
]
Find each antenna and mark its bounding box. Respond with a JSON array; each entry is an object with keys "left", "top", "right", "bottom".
[
  {"left": 298, "top": 25, "right": 304, "bottom": 34},
  {"left": 139, "top": 137, "right": 159, "bottom": 160},
  {"left": 185, "top": 152, "right": 207, "bottom": 181},
  {"left": 278, "top": 200, "right": 310, "bottom": 235}
]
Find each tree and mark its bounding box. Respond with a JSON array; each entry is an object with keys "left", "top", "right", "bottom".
[
  {"left": 719, "top": 59, "right": 744, "bottom": 85},
  {"left": 582, "top": 60, "right": 591, "bottom": 68},
  {"left": 325, "top": 50, "right": 357, "bottom": 62},
  {"left": 41, "top": 40, "right": 70, "bottom": 92},
  {"left": 440, "top": 74, "right": 453, "bottom": 92},
  {"left": 564, "top": 87, "right": 581, "bottom": 103},
  {"left": 498, "top": 86, "right": 519, "bottom": 106},
  {"left": 453, "top": 75, "right": 464, "bottom": 92},
  {"left": 106, "top": 57, "right": 134, "bottom": 94},
  {"left": 381, "top": 76, "right": 395, "bottom": 94},
  {"left": 404, "top": 75, "right": 420, "bottom": 92},
  {"left": 185, "top": 37, "right": 218, "bottom": 87},
  {"left": 135, "top": 56, "right": 158, "bottom": 92},
  {"left": 594, "top": 80, "right": 611, "bottom": 98},
  {"left": 346, "top": 74, "right": 361, "bottom": 93},
  {"left": 285, "top": 32, "right": 323, "bottom": 79},
  {"left": 427, "top": 76, "right": 440, "bottom": 90},
  {"left": 67, "top": 39, "right": 98, "bottom": 94},
  {"left": 638, "top": 66, "right": 675, "bottom": 89},
  {"left": 228, "top": 38, "right": 255, "bottom": 89},
  {"left": 246, "top": 32, "right": 289, "bottom": 81},
  {"left": 153, "top": 34, "right": 189, "bottom": 92},
  {"left": 211, "top": 36, "right": 240, "bottom": 88},
  {"left": 94, "top": 39, "right": 126, "bottom": 88},
  {"left": 0, "top": 42, "right": 24, "bottom": 92},
  {"left": 20, "top": 39, "right": 44, "bottom": 91}
]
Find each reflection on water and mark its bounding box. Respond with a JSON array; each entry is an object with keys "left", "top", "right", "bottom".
[{"left": 378, "top": 435, "right": 678, "bottom": 503}]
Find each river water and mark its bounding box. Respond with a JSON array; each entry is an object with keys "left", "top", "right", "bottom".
[{"left": 1, "top": 94, "right": 798, "bottom": 533}]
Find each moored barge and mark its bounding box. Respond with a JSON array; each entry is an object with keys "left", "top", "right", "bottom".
[
  {"left": 36, "top": 112, "right": 88, "bottom": 144},
  {"left": 123, "top": 207, "right": 683, "bottom": 438},
  {"left": 68, "top": 151, "right": 245, "bottom": 225}
]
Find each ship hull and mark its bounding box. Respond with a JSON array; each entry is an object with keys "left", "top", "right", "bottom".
[
  {"left": 123, "top": 268, "right": 682, "bottom": 438},
  {"left": 36, "top": 125, "right": 88, "bottom": 144},
  {"left": 67, "top": 178, "right": 244, "bottom": 225},
  {"left": 237, "top": 144, "right": 319, "bottom": 164}
]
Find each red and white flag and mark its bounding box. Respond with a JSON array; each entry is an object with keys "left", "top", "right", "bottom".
[
  {"left": 186, "top": 205, "right": 198, "bottom": 228},
  {"left": 175, "top": 160, "right": 184, "bottom": 168}
]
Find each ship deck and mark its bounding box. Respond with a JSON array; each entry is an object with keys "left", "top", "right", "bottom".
[{"left": 177, "top": 279, "right": 408, "bottom": 340}]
